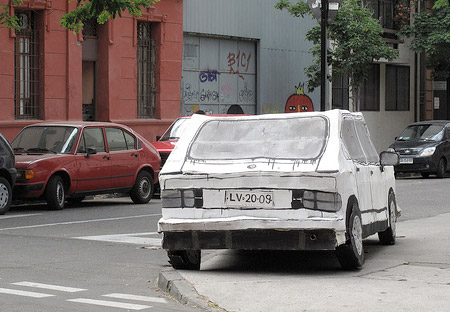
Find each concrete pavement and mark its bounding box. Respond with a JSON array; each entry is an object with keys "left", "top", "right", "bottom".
[{"left": 159, "top": 212, "right": 450, "bottom": 312}]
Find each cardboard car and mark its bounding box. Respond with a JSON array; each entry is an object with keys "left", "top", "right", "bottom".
[{"left": 158, "top": 110, "right": 400, "bottom": 270}]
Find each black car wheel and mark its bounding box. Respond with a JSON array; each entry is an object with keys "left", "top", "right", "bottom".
[
  {"left": 46, "top": 175, "right": 65, "bottom": 210},
  {"left": 378, "top": 191, "right": 397, "bottom": 245},
  {"left": 0, "top": 177, "right": 12, "bottom": 215},
  {"left": 167, "top": 249, "right": 201, "bottom": 270},
  {"left": 130, "top": 171, "right": 154, "bottom": 204},
  {"left": 436, "top": 158, "right": 446, "bottom": 178}
]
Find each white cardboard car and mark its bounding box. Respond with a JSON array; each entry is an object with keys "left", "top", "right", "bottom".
[{"left": 158, "top": 110, "right": 400, "bottom": 270}]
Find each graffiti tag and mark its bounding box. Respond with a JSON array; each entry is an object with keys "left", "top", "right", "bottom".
[
  {"left": 199, "top": 69, "right": 221, "bottom": 83},
  {"left": 227, "top": 50, "right": 252, "bottom": 80}
]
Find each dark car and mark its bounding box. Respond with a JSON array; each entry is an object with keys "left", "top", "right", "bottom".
[
  {"left": 12, "top": 122, "right": 161, "bottom": 210},
  {"left": 0, "top": 133, "right": 17, "bottom": 214},
  {"left": 390, "top": 120, "right": 450, "bottom": 178}
]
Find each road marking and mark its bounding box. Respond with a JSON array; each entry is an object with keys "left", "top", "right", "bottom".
[
  {"left": 0, "top": 213, "right": 161, "bottom": 231},
  {"left": 74, "top": 232, "right": 162, "bottom": 246},
  {"left": 103, "top": 293, "right": 168, "bottom": 303},
  {"left": 12, "top": 281, "right": 86, "bottom": 293},
  {"left": 68, "top": 298, "right": 151, "bottom": 310},
  {"left": 0, "top": 287, "right": 55, "bottom": 298},
  {"left": 0, "top": 213, "right": 42, "bottom": 220}
]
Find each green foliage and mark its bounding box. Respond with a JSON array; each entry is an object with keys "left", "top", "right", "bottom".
[
  {"left": 400, "top": 5, "right": 450, "bottom": 78},
  {"left": 0, "top": 0, "right": 23, "bottom": 30},
  {"left": 276, "top": 0, "right": 398, "bottom": 96},
  {"left": 60, "top": 0, "right": 160, "bottom": 33}
]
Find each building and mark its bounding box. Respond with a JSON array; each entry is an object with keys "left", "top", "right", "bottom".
[{"left": 0, "top": 0, "right": 183, "bottom": 142}]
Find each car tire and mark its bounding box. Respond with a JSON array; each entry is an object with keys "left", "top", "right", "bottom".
[
  {"left": 336, "top": 203, "right": 364, "bottom": 270},
  {"left": 167, "top": 250, "right": 201, "bottom": 270},
  {"left": 130, "top": 171, "right": 154, "bottom": 204},
  {"left": 436, "top": 158, "right": 446, "bottom": 178},
  {"left": 421, "top": 173, "right": 430, "bottom": 178},
  {"left": 45, "top": 175, "right": 65, "bottom": 210},
  {"left": 378, "top": 191, "right": 397, "bottom": 245},
  {"left": 0, "top": 177, "right": 12, "bottom": 215}
]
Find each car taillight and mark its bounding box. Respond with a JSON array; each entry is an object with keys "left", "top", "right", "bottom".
[
  {"left": 161, "top": 189, "right": 203, "bottom": 208},
  {"left": 291, "top": 189, "right": 341, "bottom": 212}
]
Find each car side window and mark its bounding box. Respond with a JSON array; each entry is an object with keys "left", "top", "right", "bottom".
[
  {"left": 105, "top": 128, "right": 128, "bottom": 152},
  {"left": 124, "top": 131, "right": 136, "bottom": 150},
  {"left": 355, "top": 120, "right": 379, "bottom": 163},
  {"left": 79, "top": 128, "right": 106, "bottom": 153},
  {"left": 341, "top": 119, "right": 366, "bottom": 163}
]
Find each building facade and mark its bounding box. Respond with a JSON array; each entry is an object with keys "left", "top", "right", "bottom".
[{"left": 0, "top": 0, "right": 183, "bottom": 142}]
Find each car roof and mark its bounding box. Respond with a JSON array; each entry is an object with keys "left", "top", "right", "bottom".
[
  {"left": 22, "top": 121, "right": 132, "bottom": 129},
  {"left": 408, "top": 120, "right": 450, "bottom": 126}
]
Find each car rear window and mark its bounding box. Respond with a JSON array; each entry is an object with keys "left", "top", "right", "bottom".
[{"left": 188, "top": 116, "right": 328, "bottom": 161}]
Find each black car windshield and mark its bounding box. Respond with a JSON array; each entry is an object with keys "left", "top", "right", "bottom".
[
  {"left": 159, "top": 118, "right": 190, "bottom": 141},
  {"left": 397, "top": 124, "right": 444, "bottom": 142},
  {"left": 188, "top": 116, "right": 328, "bottom": 161},
  {"left": 12, "top": 126, "right": 79, "bottom": 154}
]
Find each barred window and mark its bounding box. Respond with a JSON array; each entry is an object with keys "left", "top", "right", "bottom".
[
  {"left": 386, "top": 65, "right": 410, "bottom": 111},
  {"left": 14, "top": 11, "right": 40, "bottom": 120},
  {"left": 360, "top": 64, "right": 380, "bottom": 111},
  {"left": 137, "top": 21, "right": 156, "bottom": 119},
  {"left": 332, "top": 73, "right": 349, "bottom": 110},
  {"left": 368, "top": 0, "right": 395, "bottom": 29}
]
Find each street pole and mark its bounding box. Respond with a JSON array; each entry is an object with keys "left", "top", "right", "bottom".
[{"left": 320, "top": 0, "right": 328, "bottom": 111}]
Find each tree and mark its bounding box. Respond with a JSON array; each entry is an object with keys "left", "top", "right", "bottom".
[
  {"left": 1, "top": 0, "right": 160, "bottom": 33},
  {"left": 276, "top": 0, "right": 398, "bottom": 110},
  {"left": 400, "top": 4, "right": 450, "bottom": 79}
]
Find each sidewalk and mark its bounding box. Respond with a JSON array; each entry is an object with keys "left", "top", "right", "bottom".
[{"left": 159, "top": 213, "right": 450, "bottom": 312}]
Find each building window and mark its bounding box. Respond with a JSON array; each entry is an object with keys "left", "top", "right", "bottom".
[
  {"left": 386, "top": 65, "right": 410, "bottom": 111},
  {"left": 137, "top": 21, "right": 156, "bottom": 119},
  {"left": 332, "top": 73, "right": 349, "bottom": 110},
  {"left": 14, "top": 11, "right": 40, "bottom": 120},
  {"left": 360, "top": 64, "right": 380, "bottom": 111},
  {"left": 369, "top": 0, "right": 394, "bottom": 29}
]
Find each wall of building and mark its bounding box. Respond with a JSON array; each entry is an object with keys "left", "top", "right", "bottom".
[{"left": 0, "top": 0, "right": 183, "bottom": 143}]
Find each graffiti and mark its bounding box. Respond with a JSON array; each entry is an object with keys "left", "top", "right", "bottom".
[
  {"left": 285, "top": 83, "right": 314, "bottom": 113},
  {"left": 227, "top": 50, "right": 252, "bottom": 80},
  {"left": 221, "top": 82, "right": 233, "bottom": 95},
  {"left": 200, "top": 89, "right": 220, "bottom": 102},
  {"left": 262, "top": 103, "right": 284, "bottom": 114},
  {"left": 199, "top": 69, "right": 221, "bottom": 83},
  {"left": 183, "top": 84, "right": 199, "bottom": 102},
  {"left": 238, "top": 83, "right": 254, "bottom": 103}
]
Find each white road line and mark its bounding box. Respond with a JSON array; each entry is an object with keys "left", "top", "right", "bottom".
[
  {"left": 74, "top": 232, "right": 162, "bottom": 246},
  {"left": 68, "top": 298, "right": 151, "bottom": 310},
  {"left": 12, "top": 281, "right": 86, "bottom": 293},
  {"left": 103, "top": 293, "right": 168, "bottom": 303},
  {"left": 0, "top": 213, "right": 161, "bottom": 231},
  {"left": 0, "top": 213, "right": 42, "bottom": 220},
  {"left": 0, "top": 287, "right": 55, "bottom": 298}
]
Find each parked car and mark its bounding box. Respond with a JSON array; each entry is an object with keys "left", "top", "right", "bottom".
[
  {"left": 158, "top": 110, "right": 400, "bottom": 270},
  {"left": 12, "top": 122, "right": 160, "bottom": 210},
  {"left": 0, "top": 133, "right": 17, "bottom": 214},
  {"left": 389, "top": 120, "right": 450, "bottom": 178}
]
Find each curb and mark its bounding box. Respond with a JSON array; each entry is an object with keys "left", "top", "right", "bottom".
[{"left": 158, "top": 268, "right": 216, "bottom": 311}]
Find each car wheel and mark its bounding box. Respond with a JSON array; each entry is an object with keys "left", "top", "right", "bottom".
[
  {"left": 336, "top": 203, "right": 364, "bottom": 270},
  {"left": 45, "top": 175, "right": 65, "bottom": 210},
  {"left": 130, "top": 171, "right": 154, "bottom": 204},
  {"left": 167, "top": 250, "right": 201, "bottom": 270},
  {"left": 421, "top": 173, "right": 430, "bottom": 178},
  {"left": 0, "top": 177, "right": 12, "bottom": 215},
  {"left": 436, "top": 158, "right": 446, "bottom": 178},
  {"left": 378, "top": 191, "right": 397, "bottom": 245}
]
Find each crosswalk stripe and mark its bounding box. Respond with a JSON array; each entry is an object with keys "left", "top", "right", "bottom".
[
  {"left": 103, "top": 293, "right": 168, "bottom": 303},
  {"left": 68, "top": 298, "right": 151, "bottom": 310},
  {"left": 0, "top": 287, "right": 54, "bottom": 298},
  {"left": 12, "top": 282, "right": 87, "bottom": 293},
  {"left": 0, "top": 213, "right": 42, "bottom": 220},
  {"left": 74, "top": 232, "right": 162, "bottom": 246}
]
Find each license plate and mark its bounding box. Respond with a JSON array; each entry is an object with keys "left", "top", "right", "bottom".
[
  {"left": 225, "top": 190, "right": 274, "bottom": 208},
  {"left": 400, "top": 157, "right": 413, "bottom": 164}
]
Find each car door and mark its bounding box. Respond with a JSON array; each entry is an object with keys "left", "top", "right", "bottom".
[
  {"left": 74, "top": 127, "right": 111, "bottom": 193},
  {"left": 105, "top": 127, "right": 140, "bottom": 189}
]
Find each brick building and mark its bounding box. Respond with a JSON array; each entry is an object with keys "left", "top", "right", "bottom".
[{"left": 0, "top": 0, "right": 183, "bottom": 142}]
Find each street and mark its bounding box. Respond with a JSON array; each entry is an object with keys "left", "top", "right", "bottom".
[
  {"left": 0, "top": 197, "right": 197, "bottom": 312},
  {"left": 1, "top": 176, "right": 449, "bottom": 312}
]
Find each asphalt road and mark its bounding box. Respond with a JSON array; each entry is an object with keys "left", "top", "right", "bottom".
[{"left": 0, "top": 197, "right": 198, "bottom": 312}]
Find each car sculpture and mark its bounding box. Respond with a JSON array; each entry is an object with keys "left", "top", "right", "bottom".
[
  {"left": 0, "top": 133, "right": 17, "bottom": 214},
  {"left": 12, "top": 122, "right": 160, "bottom": 210},
  {"left": 390, "top": 120, "right": 450, "bottom": 178},
  {"left": 158, "top": 110, "right": 400, "bottom": 270}
]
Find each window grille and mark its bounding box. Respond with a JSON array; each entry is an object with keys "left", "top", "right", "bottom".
[
  {"left": 332, "top": 73, "right": 349, "bottom": 110},
  {"left": 14, "top": 11, "right": 40, "bottom": 120},
  {"left": 360, "top": 64, "right": 380, "bottom": 111},
  {"left": 369, "top": 0, "right": 394, "bottom": 29},
  {"left": 82, "top": 18, "right": 97, "bottom": 39},
  {"left": 137, "top": 21, "right": 156, "bottom": 119},
  {"left": 386, "top": 65, "right": 410, "bottom": 111}
]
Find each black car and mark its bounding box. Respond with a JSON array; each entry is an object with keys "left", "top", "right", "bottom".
[
  {"left": 0, "top": 133, "right": 17, "bottom": 214},
  {"left": 390, "top": 120, "right": 450, "bottom": 178}
]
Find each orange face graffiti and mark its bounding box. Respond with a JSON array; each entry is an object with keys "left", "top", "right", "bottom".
[{"left": 285, "top": 84, "right": 314, "bottom": 113}]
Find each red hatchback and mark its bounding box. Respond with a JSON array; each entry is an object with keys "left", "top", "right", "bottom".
[{"left": 11, "top": 122, "right": 160, "bottom": 210}]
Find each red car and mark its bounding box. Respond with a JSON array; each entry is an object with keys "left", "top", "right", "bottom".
[{"left": 11, "top": 122, "right": 161, "bottom": 210}]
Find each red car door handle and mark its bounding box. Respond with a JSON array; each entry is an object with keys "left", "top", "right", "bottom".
[{"left": 103, "top": 155, "right": 111, "bottom": 160}]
